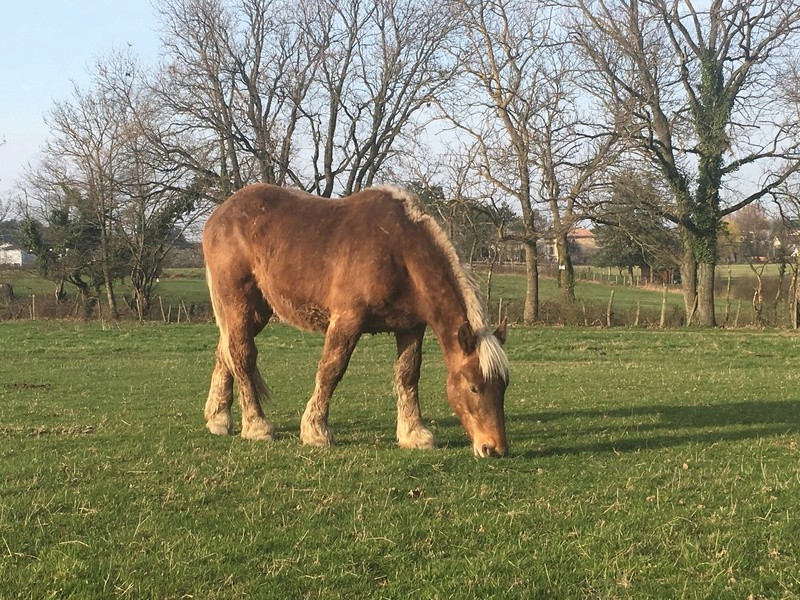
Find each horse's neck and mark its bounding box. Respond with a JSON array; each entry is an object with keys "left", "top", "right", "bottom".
[
  {"left": 405, "top": 233, "right": 476, "bottom": 364},
  {"left": 420, "top": 277, "right": 470, "bottom": 365}
]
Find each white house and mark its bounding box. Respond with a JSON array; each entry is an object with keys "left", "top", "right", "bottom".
[{"left": 0, "top": 243, "right": 35, "bottom": 266}]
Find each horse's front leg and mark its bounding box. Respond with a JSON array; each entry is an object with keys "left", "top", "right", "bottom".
[
  {"left": 301, "top": 316, "right": 361, "bottom": 447},
  {"left": 395, "top": 326, "right": 436, "bottom": 449}
]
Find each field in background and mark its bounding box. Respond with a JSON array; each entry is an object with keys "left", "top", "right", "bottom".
[
  {"left": 4, "top": 264, "right": 793, "bottom": 327},
  {"left": 485, "top": 264, "right": 796, "bottom": 328},
  {"left": 1, "top": 322, "right": 799, "bottom": 598}
]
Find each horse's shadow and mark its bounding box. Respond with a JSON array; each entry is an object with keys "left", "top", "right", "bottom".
[
  {"left": 230, "top": 398, "right": 800, "bottom": 458},
  {"left": 507, "top": 398, "right": 800, "bottom": 459}
]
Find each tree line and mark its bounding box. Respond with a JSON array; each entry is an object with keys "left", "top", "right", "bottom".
[{"left": 5, "top": 0, "right": 800, "bottom": 325}]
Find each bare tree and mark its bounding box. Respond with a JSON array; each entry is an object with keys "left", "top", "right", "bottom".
[
  {"left": 24, "top": 51, "right": 209, "bottom": 320},
  {"left": 300, "top": 0, "right": 371, "bottom": 196},
  {"left": 0, "top": 192, "right": 10, "bottom": 224},
  {"left": 35, "top": 80, "right": 129, "bottom": 318},
  {"left": 531, "top": 41, "right": 619, "bottom": 304},
  {"left": 155, "top": 0, "right": 312, "bottom": 197},
  {"left": 570, "top": 0, "right": 800, "bottom": 326},
  {"left": 301, "top": 0, "right": 457, "bottom": 196},
  {"left": 100, "top": 53, "right": 212, "bottom": 320},
  {"left": 441, "top": 0, "right": 616, "bottom": 320},
  {"left": 439, "top": 0, "right": 547, "bottom": 323},
  {"left": 154, "top": 0, "right": 453, "bottom": 198}
]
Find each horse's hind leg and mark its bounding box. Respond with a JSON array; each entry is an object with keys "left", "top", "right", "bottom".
[
  {"left": 222, "top": 320, "right": 274, "bottom": 440},
  {"left": 206, "top": 276, "right": 274, "bottom": 440},
  {"left": 301, "top": 315, "right": 362, "bottom": 447},
  {"left": 204, "top": 342, "right": 234, "bottom": 435},
  {"left": 395, "top": 326, "right": 436, "bottom": 449}
]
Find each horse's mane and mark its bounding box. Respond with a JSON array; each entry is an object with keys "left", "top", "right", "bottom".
[{"left": 374, "top": 185, "right": 510, "bottom": 384}]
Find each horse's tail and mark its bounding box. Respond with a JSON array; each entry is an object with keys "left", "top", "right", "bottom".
[
  {"left": 206, "top": 265, "right": 271, "bottom": 404},
  {"left": 253, "top": 370, "right": 271, "bottom": 404},
  {"left": 206, "top": 265, "right": 233, "bottom": 370}
]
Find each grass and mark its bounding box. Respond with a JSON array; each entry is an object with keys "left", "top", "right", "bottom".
[
  {"left": 0, "top": 270, "right": 55, "bottom": 298},
  {"left": 3, "top": 265, "right": 794, "bottom": 326},
  {"left": 486, "top": 272, "right": 688, "bottom": 326},
  {"left": 1, "top": 322, "right": 800, "bottom": 598},
  {"left": 486, "top": 269, "right": 796, "bottom": 327}
]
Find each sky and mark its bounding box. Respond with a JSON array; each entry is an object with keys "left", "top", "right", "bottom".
[{"left": 0, "top": 1, "right": 161, "bottom": 195}]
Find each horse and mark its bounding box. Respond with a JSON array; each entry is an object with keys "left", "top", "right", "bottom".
[{"left": 201, "top": 183, "right": 509, "bottom": 457}]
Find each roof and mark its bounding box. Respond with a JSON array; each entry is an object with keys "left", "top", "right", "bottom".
[{"left": 568, "top": 228, "right": 595, "bottom": 240}]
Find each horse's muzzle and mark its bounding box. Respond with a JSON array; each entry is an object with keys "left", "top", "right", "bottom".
[{"left": 473, "top": 442, "right": 507, "bottom": 458}]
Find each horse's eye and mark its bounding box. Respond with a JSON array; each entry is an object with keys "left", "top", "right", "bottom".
[{"left": 469, "top": 385, "right": 479, "bottom": 394}]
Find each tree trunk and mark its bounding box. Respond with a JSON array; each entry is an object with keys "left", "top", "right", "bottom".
[
  {"left": 523, "top": 242, "right": 539, "bottom": 324},
  {"left": 100, "top": 249, "right": 119, "bottom": 320},
  {"left": 99, "top": 231, "right": 119, "bottom": 320},
  {"left": 72, "top": 278, "right": 93, "bottom": 319},
  {"left": 556, "top": 234, "right": 575, "bottom": 304},
  {"left": 485, "top": 243, "right": 498, "bottom": 307},
  {"left": 641, "top": 264, "right": 652, "bottom": 284},
  {"left": 680, "top": 227, "right": 698, "bottom": 323},
  {"left": 695, "top": 261, "right": 716, "bottom": 327},
  {"left": 54, "top": 278, "right": 66, "bottom": 303},
  {"left": 103, "top": 272, "right": 119, "bottom": 320}
]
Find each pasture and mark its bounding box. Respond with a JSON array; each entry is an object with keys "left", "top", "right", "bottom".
[
  {"left": 0, "top": 267, "right": 693, "bottom": 326},
  {"left": 4, "top": 263, "right": 797, "bottom": 327},
  {"left": 1, "top": 322, "right": 800, "bottom": 598}
]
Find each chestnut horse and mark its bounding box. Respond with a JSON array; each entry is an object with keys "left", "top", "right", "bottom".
[{"left": 201, "top": 183, "right": 509, "bottom": 457}]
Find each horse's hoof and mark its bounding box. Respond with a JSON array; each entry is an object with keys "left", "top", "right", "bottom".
[
  {"left": 398, "top": 427, "right": 437, "bottom": 450},
  {"left": 241, "top": 419, "right": 275, "bottom": 441},
  {"left": 300, "top": 424, "right": 334, "bottom": 447},
  {"left": 206, "top": 413, "right": 232, "bottom": 436}
]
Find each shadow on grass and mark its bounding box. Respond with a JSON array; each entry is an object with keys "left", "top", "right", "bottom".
[
  {"left": 222, "top": 399, "right": 800, "bottom": 459},
  {"left": 512, "top": 398, "right": 800, "bottom": 459}
]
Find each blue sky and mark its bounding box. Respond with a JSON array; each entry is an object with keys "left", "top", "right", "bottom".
[{"left": 0, "top": 1, "right": 161, "bottom": 192}]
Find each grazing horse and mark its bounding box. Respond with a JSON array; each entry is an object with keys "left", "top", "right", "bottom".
[{"left": 201, "top": 183, "right": 509, "bottom": 457}]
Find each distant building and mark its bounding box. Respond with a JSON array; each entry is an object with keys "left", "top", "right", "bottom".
[
  {"left": 545, "top": 228, "right": 598, "bottom": 264},
  {"left": 0, "top": 243, "right": 35, "bottom": 266}
]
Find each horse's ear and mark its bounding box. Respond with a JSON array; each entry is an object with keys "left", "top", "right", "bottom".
[
  {"left": 494, "top": 317, "right": 508, "bottom": 346},
  {"left": 458, "top": 322, "right": 477, "bottom": 355}
]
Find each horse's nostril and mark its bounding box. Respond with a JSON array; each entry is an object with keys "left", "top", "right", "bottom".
[{"left": 474, "top": 442, "right": 507, "bottom": 458}]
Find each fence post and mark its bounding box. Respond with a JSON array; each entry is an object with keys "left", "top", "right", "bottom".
[
  {"left": 606, "top": 289, "right": 615, "bottom": 327},
  {"left": 181, "top": 301, "right": 191, "bottom": 323}
]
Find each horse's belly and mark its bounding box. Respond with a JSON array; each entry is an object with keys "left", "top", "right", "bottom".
[
  {"left": 267, "top": 293, "right": 331, "bottom": 332},
  {"left": 257, "top": 265, "right": 420, "bottom": 334}
]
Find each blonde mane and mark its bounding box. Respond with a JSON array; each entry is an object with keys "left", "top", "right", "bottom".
[{"left": 375, "top": 185, "right": 510, "bottom": 384}]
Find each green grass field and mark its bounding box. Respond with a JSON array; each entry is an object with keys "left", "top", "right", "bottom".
[
  {"left": 3, "top": 264, "right": 795, "bottom": 326},
  {"left": 1, "top": 322, "right": 799, "bottom": 598}
]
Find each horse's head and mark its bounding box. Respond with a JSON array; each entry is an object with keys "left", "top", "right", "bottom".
[{"left": 447, "top": 320, "right": 509, "bottom": 457}]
